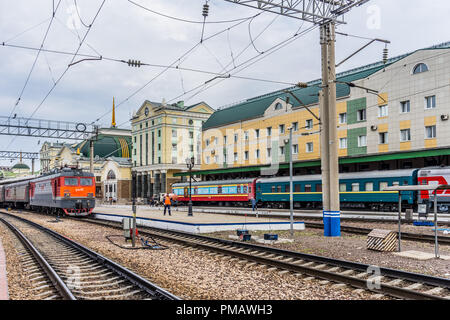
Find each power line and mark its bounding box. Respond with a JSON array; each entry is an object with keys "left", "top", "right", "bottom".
[
  {"left": 7, "top": 0, "right": 63, "bottom": 122},
  {"left": 128, "top": 0, "right": 255, "bottom": 25}
]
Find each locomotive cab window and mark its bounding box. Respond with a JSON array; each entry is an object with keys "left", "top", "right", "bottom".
[
  {"left": 65, "top": 178, "right": 78, "bottom": 186},
  {"left": 80, "top": 178, "right": 93, "bottom": 186}
]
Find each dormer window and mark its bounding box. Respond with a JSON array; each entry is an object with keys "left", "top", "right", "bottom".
[
  {"left": 274, "top": 102, "right": 283, "bottom": 110},
  {"left": 413, "top": 63, "right": 428, "bottom": 74}
]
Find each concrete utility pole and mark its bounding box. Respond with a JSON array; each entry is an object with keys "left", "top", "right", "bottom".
[
  {"left": 90, "top": 139, "right": 94, "bottom": 174},
  {"left": 320, "top": 22, "right": 340, "bottom": 216}
]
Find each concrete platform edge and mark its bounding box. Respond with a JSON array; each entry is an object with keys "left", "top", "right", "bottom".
[{"left": 0, "top": 240, "right": 9, "bottom": 300}]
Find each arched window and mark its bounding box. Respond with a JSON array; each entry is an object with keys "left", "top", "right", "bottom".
[
  {"left": 413, "top": 63, "right": 429, "bottom": 74},
  {"left": 274, "top": 102, "right": 282, "bottom": 110},
  {"left": 107, "top": 170, "right": 116, "bottom": 180}
]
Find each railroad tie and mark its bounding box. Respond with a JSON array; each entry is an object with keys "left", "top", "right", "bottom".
[
  {"left": 355, "top": 272, "right": 370, "bottom": 279},
  {"left": 303, "top": 276, "right": 315, "bottom": 281},
  {"left": 326, "top": 267, "right": 340, "bottom": 272},
  {"left": 301, "top": 262, "right": 315, "bottom": 267},
  {"left": 278, "top": 270, "right": 290, "bottom": 275},
  {"left": 339, "top": 269, "right": 355, "bottom": 276},
  {"left": 405, "top": 283, "right": 423, "bottom": 290},
  {"left": 331, "top": 283, "right": 347, "bottom": 290},
  {"left": 267, "top": 267, "right": 278, "bottom": 272},
  {"left": 385, "top": 278, "right": 403, "bottom": 286},
  {"left": 314, "top": 264, "right": 327, "bottom": 269},
  {"left": 424, "top": 287, "right": 444, "bottom": 295},
  {"left": 319, "top": 280, "right": 330, "bottom": 285}
]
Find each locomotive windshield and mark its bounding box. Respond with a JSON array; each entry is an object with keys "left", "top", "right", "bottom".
[
  {"left": 64, "top": 178, "right": 78, "bottom": 186},
  {"left": 80, "top": 178, "right": 93, "bottom": 186}
]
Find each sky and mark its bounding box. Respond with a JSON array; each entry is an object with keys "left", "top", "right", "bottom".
[{"left": 0, "top": 0, "right": 449, "bottom": 170}]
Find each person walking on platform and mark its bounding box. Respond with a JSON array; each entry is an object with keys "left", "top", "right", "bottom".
[
  {"left": 163, "top": 194, "right": 172, "bottom": 216},
  {"left": 251, "top": 198, "right": 257, "bottom": 211}
]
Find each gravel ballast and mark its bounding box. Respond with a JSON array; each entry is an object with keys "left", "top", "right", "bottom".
[{"left": 2, "top": 211, "right": 390, "bottom": 300}]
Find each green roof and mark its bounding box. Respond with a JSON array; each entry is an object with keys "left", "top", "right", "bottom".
[
  {"left": 76, "top": 134, "right": 131, "bottom": 159},
  {"left": 12, "top": 163, "right": 30, "bottom": 170},
  {"left": 203, "top": 41, "right": 450, "bottom": 130}
]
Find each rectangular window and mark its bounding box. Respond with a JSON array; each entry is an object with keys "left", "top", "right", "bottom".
[
  {"left": 80, "top": 178, "right": 92, "bottom": 186},
  {"left": 425, "top": 95, "right": 436, "bottom": 109},
  {"left": 379, "top": 181, "right": 388, "bottom": 191},
  {"left": 255, "top": 129, "right": 260, "bottom": 138},
  {"left": 352, "top": 183, "right": 360, "bottom": 192},
  {"left": 339, "top": 138, "right": 347, "bottom": 149},
  {"left": 244, "top": 151, "right": 249, "bottom": 160},
  {"left": 425, "top": 125, "right": 436, "bottom": 139},
  {"left": 357, "top": 109, "right": 366, "bottom": 121},
  {"left": 292, "top": 122, "right": 298, "bottom": 131},
  {"left": 255, "top": 149, "right": 260, "bottom": 159},
  {"left": 294, "top": 185, "right": 301, "bottom": 192},
  {"left": 205, "top": 156, "right": 210, "bottom": 164},
  {"left": 223, "top": 135, "right": 227, "bottom": 144},
  {"left": 65, "top": 178, "right": 78, "bottom": 186},
  {"left": 234, "top": 153, "right": 238, "bottom": 162},
  {"left": 206, "top": 139, "right": 210, "bottom": 146},
  {"left": 379, "top": 132, "right": 388, "bottom": 144},
  {"left": 339, "top": 113, "right": 347, "bottom": 124},
  {"left": 279, "top": 124, "right": 285, "bottom": 134},
  {"left": 279, "top": 146, "right": 285, "bottom": 155},
  {"left": 400, "top": 100, "right": 410, "bottom": 113},
  {"left": 305, "top": 119, "right": 313, "bottom": 130},
  {"left": 158, "top": 143, "right": 161, "bottom": 151},
  {"left": 358, "top": 135, "right": 367, "bottom": 147},
  {"left": 267, "top": 127, "right": 272, "bottom": 136},
  {"left": 189, "top": 131, "right": 194, "bottom": 139},
  {"left": 244, "top": 131, "right": 249, "bottom": 140},
  {"left": 365, "top": 182, "right": 373, "bottom": 191},
  {"left": 292, "top": 144, "right": 298, "bottom": 154},
  {"left": 306, "top": 142, "right": 313, "bottom": 153},
  {"left": 285, "top": 185, "right": 290, "bottom": 193},
  {"left": 272, "top": 186, "right": 276, "bottom": 193},
  {"left": 400, "top": 129, "right": 411, "bottom": 142},
  {"left": 378, "top": 105, "right": 388, "bottom": 117},
  {"left": 277, "top": 186, "right": 282, "bottom": 193},
  {"left": 234, "top": 134, "right": 238, "bottom": 143},
  {"left": 158, "top": 130, "right": 161, "bottom": 137},
  {"left": 316, "top": 184, "right": 322, "bottom": 192},
  {"left": 172, "top": 129, "right": 177, "bottom": 137},
  {"left": 267, "top": 148, "right": 271, "bottom": 158},
  {"left": 305, "top": 185, "right": 312, "bottom": 192}
]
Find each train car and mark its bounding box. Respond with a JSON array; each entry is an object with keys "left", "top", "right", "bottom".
[
  {"left": 29, "top": 167, "right": 95, "bottom": 216},
  {"left": 256, "top": 169, "right": 419, "bottom": 211},
  {"left": 4, "top": 180, "right": 31, "bottom": 208},
  {"left": 172, "top": 178, "right": 256, "bottom": 206},
  {"left": 417, "top": 166, "right": 450, "bottom": 212},
  {"left": 0, "top": 185, "right": 4, "bottom": 204}
]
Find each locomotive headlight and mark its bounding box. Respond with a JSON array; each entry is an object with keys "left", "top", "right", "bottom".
[{"left": 64, "top": 192, "right": 71, "bottom": 198}]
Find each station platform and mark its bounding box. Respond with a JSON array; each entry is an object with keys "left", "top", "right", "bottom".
[
  {"left": 93, "top": 205, "right": 305, "bottom": 234},
  {"left": 0, "top": 240, "right": 9, "bottom": 300}
]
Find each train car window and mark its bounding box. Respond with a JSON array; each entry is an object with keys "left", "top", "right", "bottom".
[
  {"left": 295, "top": 185, "right": 301, "bottom": 192},
  {"left": 380, "top": 182, "right": 388, "bottom": 191},
  {"left": 352, "top": 183, "right": 360, "bottom": 192},
  {"left": 339, "top": 183, "right": 346, "bottom": 192},
  {"left": 285, "top": 185, "right": 290, "bottom": 193},
  {"left": 272, "top": 186, "right": 276, "bottom": 193},
  {"left": 237, "top": 185, "right": 241, "bottom": 193},
  {"left": 305, "top": 185, "right": 312, "bottom": 192},
  {"left": 64, "top": 178, "right": 78, "bottom": 186},
  {"left": 80, "top": 178, "right": 93, "bottom": 186},
  {"left": 257, "top": 186, "right": 261, "bottom": 193},
  {"left": 277, "top": 186, "right": 282, "bottom": 193},
  {"left": 403, "top": 180, "right": 409, "bottom": 185},
  {"left": 365, "top": 182, "right": 373, "bottom": 191},
  {"left": 243, "top": 186, "right": 247, "bottom": 193},
  {"left": 393, "top": 181, "right": 400, "bottom": 186},
  {"left": 218, "top": 186, "right": 222, "bottom": 194},
  {"left": 194, "top": 187, "right": 198, "bottom": 194},
  {"left": 316, "top": 184, "right": 322, "bottom": 192}
]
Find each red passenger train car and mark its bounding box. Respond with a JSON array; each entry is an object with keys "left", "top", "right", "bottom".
[{"left": 172, "top": 178, "right": 257, "bottom": 206}]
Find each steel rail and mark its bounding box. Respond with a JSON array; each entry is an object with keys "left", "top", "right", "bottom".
[
  {"left": 80, "top": 217, "right": 449, "bottom": 300},
  {"left": 1, "top": 213, "right": 180, "bottom": 300},
  {"left": 0, "top": 217, "right": 76, "bottom": 300}
]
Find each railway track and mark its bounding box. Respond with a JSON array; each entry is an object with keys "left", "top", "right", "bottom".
[
  {"left": 0, "top": 212, "right": 179, "bottom": 300},
  {"left": 78, "top": 217, "right": 450, "bottom": 300}
]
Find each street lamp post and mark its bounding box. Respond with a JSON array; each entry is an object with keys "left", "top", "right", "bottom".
[
  {"left": 186, "top": 157, "right": 195, "bottom": 216},
  {"left": 284, "top": 127, "right": 294, "bottom": 237}
]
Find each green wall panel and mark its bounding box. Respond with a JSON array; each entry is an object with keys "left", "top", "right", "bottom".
[
  {"left": 347, "top": 97, "right": 367, "bottom": 125},
  {"left": 347, "top": 127, "right": 367, "bottom": 156}
]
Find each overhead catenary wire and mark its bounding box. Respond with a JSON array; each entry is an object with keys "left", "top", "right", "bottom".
[{"left": 5, "top": 0, "right": 107, "bottom": 150}]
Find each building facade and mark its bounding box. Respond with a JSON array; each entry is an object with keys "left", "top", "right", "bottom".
[
  {"left": 131, "top": 100, "right": 214, "bottom": 201},
  {"left": 192, "top": 42, "right": 450, "bottom": 180}
]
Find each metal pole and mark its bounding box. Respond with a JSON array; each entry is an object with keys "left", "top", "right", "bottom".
[
  {"left": 31, "top": 158, "right": 35, "bottom": 175},
  {"left": 398, "top": 192, "right": 402, "bottom": 252},
  {"left": 188, "top": 164, "right": 193, "bottom": 216},
  {"left": 89, "top": 139, "right": 94, "bottom": 174},
  {"left": 434, "top": 191, "right": 439, "bottom": 258},
  {"left": 289, "top": 127, "right": 294, "bottom": 237}
]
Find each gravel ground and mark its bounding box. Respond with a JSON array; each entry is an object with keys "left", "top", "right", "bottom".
[
  {"left": 209, "top": 228, "right": 450, "bottom": 279},
  {"left": 2, "top": 211, "right": 390, "bottom": 300},
  {"left": 0, "top": 220, "right": 35, "bottom": 300}
]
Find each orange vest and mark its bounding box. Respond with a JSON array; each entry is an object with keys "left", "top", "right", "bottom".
[{"left": 164, "top": 196, "right": 171, "bottom": 205}]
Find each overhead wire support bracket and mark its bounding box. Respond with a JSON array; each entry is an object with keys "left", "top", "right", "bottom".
[
  {"left": 335, "top": 80, "right": 387, "bottom": 103},
  {"left": 68, "top": 56, "right": 102, "bottom": 67},
  {"left": 205, "top": 74, "right": 231, "bottom": 84},
  {"left": 283, "top": 89, "right": 320, "bottom": 122}
]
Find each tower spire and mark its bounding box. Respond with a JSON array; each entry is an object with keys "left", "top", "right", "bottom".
[{"left": 112, "top": 97, "right": 116, "bottom": 128}]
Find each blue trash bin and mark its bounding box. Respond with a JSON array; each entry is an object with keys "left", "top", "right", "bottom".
[{"left": 323, "top": 211, "right": 340, "bottom": 237}]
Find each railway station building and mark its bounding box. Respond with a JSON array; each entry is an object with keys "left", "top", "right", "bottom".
[
  {"left": 174, "top": 41, "right": 450, "bottom": 181},
  {"left": 130, "top": 100, "right": 214, "bottom": 202}
]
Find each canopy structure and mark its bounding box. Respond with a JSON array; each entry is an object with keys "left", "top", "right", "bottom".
[{"left": 383, "top": 184, "right": 450, "bottom": 258}]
